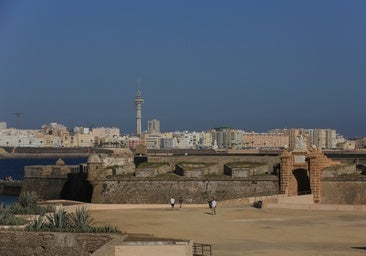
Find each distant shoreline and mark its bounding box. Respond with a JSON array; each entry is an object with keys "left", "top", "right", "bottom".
[
  {"left": 0, "top": 147, "right": 114, "bottom": 159},
  {"left": 0, "top": 153, "right": 91, "bottom": 159}
]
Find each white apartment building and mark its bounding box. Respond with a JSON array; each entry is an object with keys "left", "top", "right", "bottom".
[
  {"left": 148, "top": 119, "right": 160, "bottom": 133},
  {"left": 271, "top": 128, "right": 337, "bottom": 150}
]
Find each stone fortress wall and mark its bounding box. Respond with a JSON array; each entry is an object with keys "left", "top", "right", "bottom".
[{"left": 20, "top": 149, "right": 366, "bottom": 205}]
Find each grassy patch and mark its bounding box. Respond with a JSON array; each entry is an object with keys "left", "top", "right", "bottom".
[
  {"left": 226, "top": 162, "right": 264, "bottom": 168},
  {"left": 137, "top": 162, "right": 169, "bottom": 168}
]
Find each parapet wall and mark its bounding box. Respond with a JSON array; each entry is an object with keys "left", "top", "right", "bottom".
[
  {"left": 321, "top": 177, "right": 366, "bottom": 204},
  {"left": 0, "top": 231, "right": 113, "bottom": 256},
  {"left": 90, "top": 176, "right": 279, "bottom": 204},
  {"left": 148, "top": 154, "right": 279, "bottom": 173}
]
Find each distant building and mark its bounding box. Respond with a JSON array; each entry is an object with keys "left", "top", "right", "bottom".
[
  {"left": 92, "top": 127, "right": 120, "bottom": 146},
  {"left": 0, "top": 122, "right": 7, "bottom": 129},
  {"left": 271, "top": 128, "right": 337, "bottom": 150},
  {"left": 242, "top": 132, "right": 289, "bottom": 149},
  {"left": 128, "top": 136, "right": 144, "bottom": 150},
  {"left": 143, "top": 133, "right": 162, "bottom": 149},
  {"left": 160, "top": 137, "right": 173, "bottom": 149},
  {"left": 148, "top": 119, "right": 160, "bottom": 133}
]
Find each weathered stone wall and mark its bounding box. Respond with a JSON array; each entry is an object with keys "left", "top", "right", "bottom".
[
  {"left": 0, "top": 181, "right": 22, "bottom": 196},
  {"left": 90, "top": 176, "right": 279, "bottom": 204},
  {"left": 22, "top": 177, "right": 68, "bottom": 200},
  {"left": 321, "top": 177, "right": 366, "bottom": 204},
  {"left": 148, "top": 155, "right": 279, "bottom": 173},
  {"left": 0, "top": 231, "right": 113, "bottom": 256}
]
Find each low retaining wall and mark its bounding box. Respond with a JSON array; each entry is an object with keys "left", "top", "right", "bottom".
[
  {"left": 321, "top": 177, "right": 366, "bottom": 204},
  {"left": 0, "top": 231, "right": 114, "bottom": 256},
  {"left": 0, "top": 181, "right": 22, "bottom": 196}
]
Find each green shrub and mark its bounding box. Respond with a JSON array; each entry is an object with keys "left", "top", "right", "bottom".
[
  {"left": 69, "top": 206, "right": 94, "bottom": 232},
  {"left": 26, "top": 206, "right": 120, "bottom": 233},
  {"left": 7, "top": 191, "right": 55, "bottom": 215},
  {"left": 0, "top": 203, "right": 28, "bottom": 226},
  {"left": 46, "top": 207, "right": 69, "bottom": 230},
  {"left": 19, "top": 191, "right": 39, "bottom": 208},
  {"left": 26, "top": 215, "right": 46, "bottom": 231}
]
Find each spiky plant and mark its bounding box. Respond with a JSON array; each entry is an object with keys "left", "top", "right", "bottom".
[
  {"left": 0, "top": 203, "right": 9, "bottom": 221},
  {"left": 19, "top": 191, "right": 39, "bottom": 208},
  {"left": 27, "top": 215, "right": 45, "bottom": 231},
  {"left": 70, "top": 206, "right": 94, "bottom": 232},
  {"left": 46, "top": 207, "right": 69, "bottom": 230}
]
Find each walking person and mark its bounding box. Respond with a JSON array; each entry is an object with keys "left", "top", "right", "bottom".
[
  {"left": 179, "top": 197, "right": 183, "bottom": 208},
  {"left": 211, "top": 198, "right": 217, "bottom": 215},
  {"left": 170, "top": 197, "right": 175, "bottom": 210}
]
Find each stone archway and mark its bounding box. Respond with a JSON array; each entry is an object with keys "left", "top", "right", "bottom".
[{"left": 280, "top": 143, "right": 337, "bottom": 203}]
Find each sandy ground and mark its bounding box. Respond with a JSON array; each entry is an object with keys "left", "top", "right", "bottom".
[{"left": 90, "top": 204, "right": 366, "bottom": 256}]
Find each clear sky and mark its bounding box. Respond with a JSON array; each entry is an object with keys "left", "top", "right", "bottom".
[{"left": 0, "top": 1, "right": 365, "bottom": 137}]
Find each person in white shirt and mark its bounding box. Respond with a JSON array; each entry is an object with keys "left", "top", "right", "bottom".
[
  {"left": 170, "top": 197, "right": 175, "bottom": 209},
  {"left": 211, "top": 199, "right": 217, "bottom": 215}
]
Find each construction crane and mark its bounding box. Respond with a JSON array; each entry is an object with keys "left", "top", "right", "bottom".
[{"left": 12, "top": 112, "right": 24, "bottom": 129}]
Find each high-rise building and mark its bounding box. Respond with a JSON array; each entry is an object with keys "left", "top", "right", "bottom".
[
  {"left": 0, "top": 122, "right": 7, "bottom": 129},
  {"left": 148, "top": 119, "right": 160, "bottom": 133},
  {"left": 134, "top": 85, "right": 144, "bottom": 137}
]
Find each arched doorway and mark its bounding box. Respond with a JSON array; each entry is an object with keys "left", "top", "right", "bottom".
[{"left": 292, "top": 169, "right": 311, "bottom": 195}]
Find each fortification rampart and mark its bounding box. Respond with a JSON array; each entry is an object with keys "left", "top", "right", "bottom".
[
  {"left": 321, "top": 176, "right": 366, "bottom": 204},
  {"left": 90, "top": 175, "right": 279, "bottom": 204},
  {"left": 148, "top": 155, "right": 280, "bottom": 173}
]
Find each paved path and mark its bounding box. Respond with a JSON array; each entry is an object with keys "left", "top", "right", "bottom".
[{"left": 90, "top": 204, "right": 366, "bottom": 256}]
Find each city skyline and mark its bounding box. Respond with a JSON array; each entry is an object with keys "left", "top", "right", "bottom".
[{"left": 1, "top": 1, "right": 366, "bottom": 137}]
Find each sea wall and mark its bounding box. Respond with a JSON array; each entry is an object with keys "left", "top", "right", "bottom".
[
  {"left": 0, "top": 231, "right": 113, "bottom": 256},
  {"left": 90, "top": 175, "right": 279, "bottom": 204},
  {"left": 321, "top": 177, "right": 366, "bottom": 204},
  {"left": 22, "top": 177, "right": 68, "bottom": 200},
  {"left": 0, "top": 181, "right": 22, "bottom": 196}
]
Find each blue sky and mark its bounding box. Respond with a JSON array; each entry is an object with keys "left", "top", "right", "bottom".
[{"left": 0, "top": 1, "right": 365, "bottom": 137}]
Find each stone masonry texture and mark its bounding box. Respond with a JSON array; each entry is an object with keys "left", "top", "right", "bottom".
[{"left": 0, "top": 231, "right": 113, "bottom": 256}]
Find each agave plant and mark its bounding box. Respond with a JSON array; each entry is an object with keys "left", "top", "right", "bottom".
[
  {"left": 26, "top": 215, "right": 45, "bottom": 231},
  {"left": 0, "top": 203, "right": 8, "bottom": 221},
  {"left": 47, "top": 206, "right": 69, "bottom": 230},
  {"left": 70, "top": 206, "right": 94, "bottom": 232},
  {"left": 19, "top": 191, "right": 39, "bottom": 208}
]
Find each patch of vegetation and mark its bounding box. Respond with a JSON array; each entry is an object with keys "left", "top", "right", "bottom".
[
  {"left": 177, "top": 162, "right": 216, "bottom": 171},
  {"left": 0, "top": 203, "right": 28, "bottom": 226},
  {"left": 203, "top": 173, "right": 226, "bottom": 177},
  {"left": 106, "top": 173, "right": 135, "bottom": 179},
  {"left": 338, "top": 173, "right": 364, "bottom": 177},
  {"left": 226, "top": 162, "right": 264, "bottom": 168},
  {"left": 26, "top": 206, "right": 120, "bottom": 233},
  {"left": 137, "top": 162, "right": 169, "bottom": 168},
  {"left": 105, "top": 165, "right": 122, "bottom": 170},
  {"left": 156, "top": 172, "right": 179, "bottom": 177},
  {"left": 7, "top": 191, "right": 54, "bottom": 215}
]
